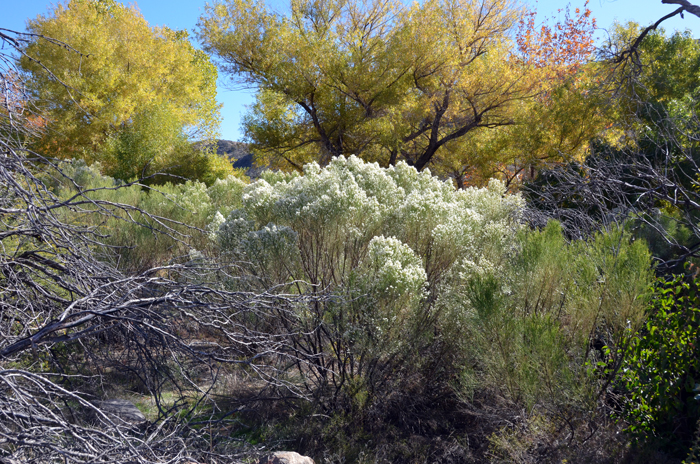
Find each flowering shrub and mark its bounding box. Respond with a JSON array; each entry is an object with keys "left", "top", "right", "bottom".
[
  {"left": 218, "top": 155, "right": 523, "bottom": 292},
  {"left": 361, "top": 235, "right": 427, "bottom": 303},
  {"left": 353, "top": 235, "right": 427, "bottom": 347},
  {"left": 48, "top": 156, "right": 657, "bottom": 461},
  {"left": 213, "top": 155, "right": 526, "bottom": 407}
]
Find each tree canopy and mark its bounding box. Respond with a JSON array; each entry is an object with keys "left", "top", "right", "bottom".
[
  {"left": 197, "top": 0, "right": 539, "bottom": 173},
  {"left": 20, "top": 0, "right": 222, "bottom": 169},
  {"left": 197, "top": 0, "right": 600, "bottom": 185}
]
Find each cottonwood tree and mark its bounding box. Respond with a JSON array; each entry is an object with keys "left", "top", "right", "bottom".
[
  {"left": 197, "top": 0, "right": 536, "bottom": 172},
  {"left": 19, "top": 0, "right": 230, "bottom": 184},
  {"left": 424, "top": 1, "right": 603, "bottom": 188},
  {"left": 198, "top": 0, "right": 602, "bottom": 186}
]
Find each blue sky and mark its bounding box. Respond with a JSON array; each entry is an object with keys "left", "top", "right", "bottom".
[{"left": 3, "top": 0, "right": 698, "bottom": 141}]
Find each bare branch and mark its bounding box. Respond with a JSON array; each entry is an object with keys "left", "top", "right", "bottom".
[{"left": 662, "top": 0, "right": 700, "bottom": 18}]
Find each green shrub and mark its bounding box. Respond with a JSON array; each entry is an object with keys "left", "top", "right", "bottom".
[
  {"left": 101, "top": 103, "right": 241, "bottom": 186},
  {"left": 49, "top": 160, "right": 248, "bottom": 272},
  {"left": 452, "top": 221, "right": 652, "bottom": 409},
  {"left": 619, "top": 272, "right": 700, "bottom": 457}
]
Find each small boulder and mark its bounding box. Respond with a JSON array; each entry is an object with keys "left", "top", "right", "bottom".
[{"left": 256, "top": 451, "right": 315, "bottom": 464}]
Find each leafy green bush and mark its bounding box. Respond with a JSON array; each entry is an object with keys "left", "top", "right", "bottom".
[
  {"left": 453, "top": 220, "right": 651, "bottom": 411},
  {"left": 619, "top": 273, "right": 700, "bottom": 457},
  {"left": 102, "top": 103, "right": 240, "bottom": 186}
]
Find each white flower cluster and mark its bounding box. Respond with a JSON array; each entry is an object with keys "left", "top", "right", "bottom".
[
  {"left": 206, "top": 175, "right": 247, "bottom": 218},
  {"left": 207, "top": 211, "right": 227, "bottom": 242},
  {"left": 362, "top": 235, "right": 427, "bottom": 300},
  {"left": 175, "top": 181, "right": 212, "bottom": 213},
  {"left": 217, "top": 155, "right": 524, "bottom": 293}
]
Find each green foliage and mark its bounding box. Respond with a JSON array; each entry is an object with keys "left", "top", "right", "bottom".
[
  {"left": 453, "top": 221, "right": 652, "bottom": 410},
  {"left": 635, "top": 26, "right": 700, "bottom": 106},
  {"left": 619, "top": 273, "right": 700, "bottom": 456},
  {"left": 606, "top": 23, "right": 700, "bottom": 142},
  {"left": 452, "top": 221, "right": 652, "bottom": 463},
  {"left": 103, "top": 103, "right": 238, "bottom": 185},
  {"left": 49, "top": 160, "right": 247, "bottom": 272}
]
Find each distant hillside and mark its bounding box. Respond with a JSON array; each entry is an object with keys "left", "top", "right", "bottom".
[{"left": 210, "top": 140, "right": 266, "bottom": 178}]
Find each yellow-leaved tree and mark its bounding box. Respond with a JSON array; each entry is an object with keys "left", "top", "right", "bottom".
[
  {"left": 198, "top": 0, "right": 607, "bottom": 187},
  {"left": 197, "top": 0, "right": 533, "bottom": 173},
  {"left": 426, "top": 1, "right": 607, "bottom": 188},
  {"left": 21, "top": 0, "right": 235, "bottom": 184}
]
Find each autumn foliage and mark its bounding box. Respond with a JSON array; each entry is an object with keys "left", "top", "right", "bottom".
[{"left": 517, "top": 1, "right": 596, "bottom": 80}]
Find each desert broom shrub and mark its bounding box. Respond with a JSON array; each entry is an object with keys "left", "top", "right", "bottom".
[
  {"left": 452, "top": 221, "right": 653, "bottom": 462},
  {"left": 47, "top": 160, "right": 248, "bottom": 272}
]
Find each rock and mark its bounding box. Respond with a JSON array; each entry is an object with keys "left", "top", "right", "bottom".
[
  {"left": 93, "top": 399, "right": 147, "bottom": 427},
  {"left": 256, "top": 451, "right": 315, "bottom": 464}
]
